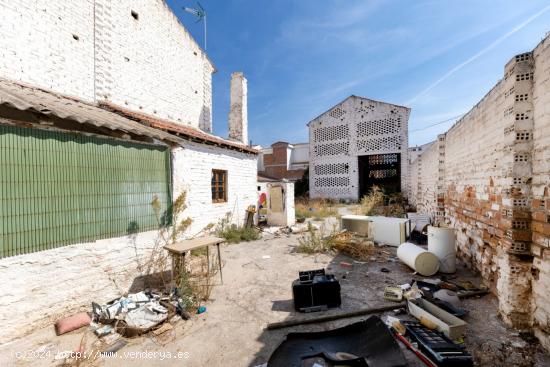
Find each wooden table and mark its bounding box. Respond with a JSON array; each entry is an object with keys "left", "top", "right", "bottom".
[{"left": 164, "top": 236, "right": 225, "bottom": 285}]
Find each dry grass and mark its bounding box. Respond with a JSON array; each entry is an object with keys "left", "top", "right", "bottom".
[
  {"left": 297, "top": 225, "right": 383, "bottom": 261},
  {"left": 295, "top": 198, "right": 339, "bottom": 220},
  {"left": 357, "top": 186, "right": 406, "bottom": 217}
]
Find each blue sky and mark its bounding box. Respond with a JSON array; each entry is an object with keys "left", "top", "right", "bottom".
[{"left": 168, "top": 0, "right": 550, "bottom": 147}]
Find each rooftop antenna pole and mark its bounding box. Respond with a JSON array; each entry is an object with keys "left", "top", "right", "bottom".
[{"left": 184, "top": 2, "right": 207, "bottom": 50}]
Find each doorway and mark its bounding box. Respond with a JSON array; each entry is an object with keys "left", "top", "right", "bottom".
[{"left": 358, "top": 153, "right": 401, "bottom": 198}]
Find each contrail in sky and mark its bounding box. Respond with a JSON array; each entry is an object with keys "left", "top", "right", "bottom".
[{"left": 407, "top": 4, "right": 550, "bottom": 104}]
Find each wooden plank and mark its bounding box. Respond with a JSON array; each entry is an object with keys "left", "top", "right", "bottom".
[
  {"left": 265, "top": 304, "right": 406, "bottom": 330},
  {"left": 164, "top": 236, "right": 225, "bottom": 254}
]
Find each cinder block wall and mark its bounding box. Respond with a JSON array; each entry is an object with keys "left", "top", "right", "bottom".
[
  {"left": 0, "top": 0, "right": 214, "bottom": 131},
  {"left": 408, "top": 35, "right": 550, "bottom": 348}
]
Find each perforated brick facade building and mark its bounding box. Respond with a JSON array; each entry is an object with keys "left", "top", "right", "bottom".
[{"left": 308, "top": 95, "right": 410, "bottom": 201}]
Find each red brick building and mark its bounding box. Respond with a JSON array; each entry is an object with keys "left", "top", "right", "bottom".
[{"left": 258, "top": 141, "right": 308, "bottom": 181}]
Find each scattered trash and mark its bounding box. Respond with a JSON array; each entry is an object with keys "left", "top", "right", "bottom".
[
  {"left": 384, "top": 286, "right": 403, "bottom": 302},
  {"left": 197, "top": 306, "right": 207, "bottom": 314},
  {"left": 397, "top": 242, "right": 439, "bottom": 276},
  {"left": 55, "top": 312, "right": 91, "bottom": 336},
  {"left": 292, "top": 269, "right": 341, "bottom": 313},
  {"left": 152, "top": 323, "right": 173, "bottom": 335},
  {"left": 408, "top": 298, "right": 467, "bottom": 339},
  {"left": 402, "top": 320, "right": 473, "bottom": 366},
  {"left": 339, "top": 261, "right": 353, "bottom": 269},
  {"left": 101, "top": 332, "right": 121, "bottom": 345},
  {"left": 94, "top": 325, "right": 114, "bottom": 337},
  {"left": 433, "top": 289, "right": 461, "bottom": 307},
  {"left": 268, "top": 317, "right": 407, "bottom": 366},
  {"left": 403, "top": 282, "right": 423, "bottom": 300},
  {"left": 262, "top": 255, "right": 271, "bottom": 259},
  {"left": 380, "top": 267, "right": 390, "bottom": 273},
  {"left": 102, "top": 339, "right": 128, "bottom": 355}
]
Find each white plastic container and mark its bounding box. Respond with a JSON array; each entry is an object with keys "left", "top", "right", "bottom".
[
  {"left": 397, "top": 242, "right": 439, "bottom": 276},
  {"left": 427, "top": 226, "right": 456, "bottom": 273}
]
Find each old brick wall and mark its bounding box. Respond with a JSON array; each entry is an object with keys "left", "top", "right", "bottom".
[
  {"left": 530, "top": 36, "right": 550, "bottom": 350},
  {"left": 413, "top": 140, "right": 439, "bottom": 221},
  {"left": 408, "top": 35, "right": 550, "bottom": 347},
  {"left": 0, "top": 0, "right": 214, "bottom": 131}
]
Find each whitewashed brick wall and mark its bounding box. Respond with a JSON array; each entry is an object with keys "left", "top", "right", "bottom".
[
  {"left": 172, "top": 142, "right": 258, "bottom": 235},
  {"left": 0, "top": 0, "right": 95, "bottom": 100},
  {"left": 0, "top": 142, "right": 257, "bottom": 344},
  {"left": 96, "top": 0, "right": 214, "bottom": 131},
  {"left": 0, "top": 0, "right": 214, "bottom": 131}
]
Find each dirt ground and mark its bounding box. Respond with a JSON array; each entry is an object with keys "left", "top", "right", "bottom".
[{"left": 1, "top": 215, "right": 549, "bottom": 367}]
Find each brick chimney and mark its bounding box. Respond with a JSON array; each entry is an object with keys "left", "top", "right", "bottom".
[{"left": 228, "top": 72, "right": 248, "bottom": 144}]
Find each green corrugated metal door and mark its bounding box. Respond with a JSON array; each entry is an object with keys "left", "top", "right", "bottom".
[{"left": 0, "top": 124, "right": 172, "bottom": 258}]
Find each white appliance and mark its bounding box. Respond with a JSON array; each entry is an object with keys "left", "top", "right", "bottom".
[{"left": 340, "top": 215, "right": 410, "bottom": 246}]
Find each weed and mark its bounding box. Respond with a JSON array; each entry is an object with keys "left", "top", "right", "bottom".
[
  {"left": 358, "top": 186, "right": 406, "bottom": 217},
  {"left": 216, "top": 212, "right": 260, "bottom": 244}
]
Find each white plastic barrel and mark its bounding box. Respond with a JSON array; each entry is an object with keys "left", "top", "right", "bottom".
[
  {"left": 427, "top": 226, "right": 456, "bottom": 273},
  {"left": 397, "top": 242, "right": 440, "bottom": 276}
]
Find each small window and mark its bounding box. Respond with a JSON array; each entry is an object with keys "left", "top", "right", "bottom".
[
  {"left": 211, "top": 170, "right": 227, "bottom": 203},
  {"left": 131, "top": 10, "right": 139, "bottom": 20}
]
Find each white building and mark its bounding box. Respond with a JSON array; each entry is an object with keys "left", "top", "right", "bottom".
[
  {"left": 308, "top": 95, "right": 410, "bottom": 201},
  {"left": 0, "top": 0, "right": 257, "bottom": 343}
]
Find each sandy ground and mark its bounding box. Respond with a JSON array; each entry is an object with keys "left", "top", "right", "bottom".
[{"left": 1, "top": 214, "right": 549, "bottom": 366}]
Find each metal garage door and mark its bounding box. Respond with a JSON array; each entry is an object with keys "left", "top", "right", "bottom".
[{"left": 0, "top": 124, "right": 172, "bottom": 258}]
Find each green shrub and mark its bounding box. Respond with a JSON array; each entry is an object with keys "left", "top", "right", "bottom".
[{"left": 216, "top": 213, "right": 260, "bottom": 244}]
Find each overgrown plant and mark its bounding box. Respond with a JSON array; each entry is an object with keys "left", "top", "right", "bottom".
[
  {"left": 358, "top": 185, "right": 406, "bottom": 217},
  {"left": 131, "top": 191, "right": 217, "bottom": 311},
  {"left": 296, "top": 222, "right": 339, "bottom": 254},
  {"left": 215, "top": 212, "right": 260, "bottom": 244}
]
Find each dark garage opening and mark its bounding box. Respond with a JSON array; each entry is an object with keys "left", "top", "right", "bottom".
[{"left": 358, "top": 153, "right": 401, "bottom": 198}]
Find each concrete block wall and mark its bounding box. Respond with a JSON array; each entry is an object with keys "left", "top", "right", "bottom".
[
  {"left": 309, "top": 96, "right": 410, "bottom": 200},
  {"left": 0, "top": 0, "right": 214, "bottom": 131},
  {"left": 408, "top": 34, "right": 550, "bottom": 347}
]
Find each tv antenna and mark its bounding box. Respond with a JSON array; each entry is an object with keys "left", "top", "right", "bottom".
[{"left": 184, "top": 2, "right": 207, "bottom": 50}]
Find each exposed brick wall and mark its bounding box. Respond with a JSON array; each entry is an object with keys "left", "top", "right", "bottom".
[
  {"left": 0, "top": 0, "right": 214, "bottom": 131},
  {"left": 530, "top": 36, "right": 550, "bottom": 350},
  {"left": 408, "top": 35, "right": 550, "bottom": 348}
]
